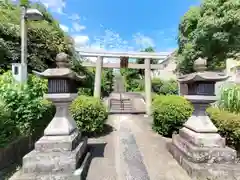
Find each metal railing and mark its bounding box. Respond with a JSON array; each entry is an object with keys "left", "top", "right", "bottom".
[
  {"left": 109, "top": 74, "right": 129, "bottom": 112},
  {"left": 120, "top": 93, "right": 124, "bottom": 110}
]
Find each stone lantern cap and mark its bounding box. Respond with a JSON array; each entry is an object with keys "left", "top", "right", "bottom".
[
  {"left": 178, "top": 57, "right": 228, "bottom": 83},
  {"left": 34, "top": 52, "right": 85, "bottom": 81}
]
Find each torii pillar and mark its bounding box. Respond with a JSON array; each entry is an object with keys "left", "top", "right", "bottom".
[
  {"left": 145, "top": 58, "right": 152, "bottom": 116},
  {"left": 94, "top": 56, "right": 103, "bottom": 98}
]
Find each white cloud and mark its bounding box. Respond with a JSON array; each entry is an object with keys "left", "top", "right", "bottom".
[
  {"left": 92, "top": 29, "right": 133, "bottom": 51},
  {"left": 68, "top": 13, "right": 81, "bottom": 21},
  {"left": 77, "top": 28, "right": 137, "bottom": 63},
  {"left": 72, "top": 22, "right": 86, "bottom": 32},
  {"left": 59, "top": 24, "right": 69, "bottom": 32},
  {"left": 88, "top": 43, "right": 104, "bottom": 51},
  {"left": 73, "top": 35, "right": 89, "bottom": 48},
  {"left": 36, "top": 0, "right": 66, "bottom": 14},
  {"left": 133, "top": 33, "right": 155, "bottom": 49}
]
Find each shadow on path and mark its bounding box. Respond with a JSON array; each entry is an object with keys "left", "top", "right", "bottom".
[
  {"left": 86, "top": 143, "right": 107, "bottom": 179},
  {"left": 89, "top": 143, "right": 107, "bottom": 158},
  {"left": 83, "top": 124, "right": 115, "bottom": 138}
]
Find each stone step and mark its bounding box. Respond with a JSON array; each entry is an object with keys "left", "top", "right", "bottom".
[
  {"left": 110, "top": 109, "right": 133, "bottom": 112},
  {"left": 168, "top": 143, "right": 240, "bottom": 180},
  {"left": 110, "top": 102, "right": 131, "bottom": 105},
  {"left": 35, "top": 131, "right": 82, "bottom": 152},
  {"left": 111, "top": 106, "right": 132, "bottom": 109},
  {"left": 22, "top": 140, "right": 87, "bottom": 174},
  {"left": 110, "top": 105, "right": 132, "bottom": 108},
  {"left": 10, "top": 151, "right": 91, "bottom": 180},
  {"left": 111, "top": 107, "right": 133, "bottom": 110},
  {"left": 110, "top": 101, "right": 132, "bottom": 104},
  {"left": 110, "top": 102, "right": 131, "bottom": 104},
  {"left": 110, "top": 99, "right": 131, "bottom": 102},
  {"left": 10, "top": 171, "right": 71, "bottom": 180},
  {"left": 171, "top": 134, "right": 237, "bottom": 163},
  {"left": 111, "top": 106, "right": 132, "bottom": 108},
  {"left": 111, "top": 101, "right": 131, "bottom": 103},
  {"left": 109, "top": 110, "right": 143, "bottom": 115},
  {"left": 110, "top": 106, "right": 133, "bottom": 109},
  {"left": 111, "top": 105, "right": 132, "bottom": 108},
  {"left": 109, "top": 99, "right": 134, "bottom": 113}
]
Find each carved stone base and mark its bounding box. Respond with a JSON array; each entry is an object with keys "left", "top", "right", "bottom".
[
  {"left": 10, "top": 130, "right": 91, "bottom": 180},
  {"left": 168, "top": 132, "right": 240, "bottom": 180}
]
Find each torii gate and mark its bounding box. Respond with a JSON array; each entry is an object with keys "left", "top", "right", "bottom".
[{"left": 77, "top": 49, "right": 172, "bottom": 115}]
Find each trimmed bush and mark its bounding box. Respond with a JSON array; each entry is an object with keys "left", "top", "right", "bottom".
[
  {"left": 123, "top": 77, "right": 179, "bottom": 94},
  {"left": 207, "top": 107, "right": 240, "bottom": 152},
  {"left": 152, "top": 95, "right": 193, "bottom": 137},
  {"left": 70, "top": 95, "right": 108, "bottom": 135},
  {"left": 78, "top": 87, "right": 93, "bottom": 96},
  {"left": 0, "top": 71, "right": 55, "bottom": 142}
]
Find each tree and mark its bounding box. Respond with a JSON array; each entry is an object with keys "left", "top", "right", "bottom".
[
  {"left": 177, "top": 0, "right": 240, "bottom": 74},
  {"left": 0, "top": 1, "right": 73, "bottom": 72},
  {"left": 137, "top": 46, "right": 158, "bottom": 77},
  {"left": 77, "top": 66, "right": 114, "bottom": 97},
  {"left": 0, "top": 1, "right": 113, "bottom": 97}
]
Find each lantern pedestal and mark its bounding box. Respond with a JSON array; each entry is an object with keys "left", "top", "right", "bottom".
[
  {"left": 10, "top": 94, "right": 91, "bottom": 180},
  {"left": 43, "top": 93, "right": 78, "bottom": 136},
  {"left": 169, "top": 96, "right": 240, "bottom": 180}
]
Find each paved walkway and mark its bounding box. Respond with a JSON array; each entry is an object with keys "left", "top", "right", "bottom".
[{"left": 86, "top": 115, "right": 191, "bottom": 180}]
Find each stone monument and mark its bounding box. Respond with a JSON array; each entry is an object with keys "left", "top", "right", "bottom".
[
  {"left": 10, "top": 53, "right": 91, "bottom": 180},
  {"left": 168, "top": 58, "right": 240, "bottom": 180}
]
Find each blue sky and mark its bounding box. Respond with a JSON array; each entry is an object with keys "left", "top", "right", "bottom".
[{"left": 33, "top": 0, "right": 200, "bottom": 53}]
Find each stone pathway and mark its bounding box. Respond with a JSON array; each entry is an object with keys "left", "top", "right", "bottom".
[{"left": 86, "top": 114, "right": 191, "bottom": 180}]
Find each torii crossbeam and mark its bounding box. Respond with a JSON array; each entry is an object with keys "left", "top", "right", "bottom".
[{"left": 77, "top": 49, "right": 173, "bottom": 115}]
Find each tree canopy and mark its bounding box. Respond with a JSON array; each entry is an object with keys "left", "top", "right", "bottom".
[
  {"left": 0, "top": 0, "right": 74, "bottom": 72},
  {"left": 0, "top": 1, "right": 114, "bottom": 97},
  {"left": 177, "top": 0, "right": 240, "bottom": 74}
]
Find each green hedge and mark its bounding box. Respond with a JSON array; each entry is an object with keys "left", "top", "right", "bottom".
[
  {"left": 70, "top": 95, "right": 108, "bottom": 135},
  {"left": 0, "top": 71, "right": 55, "bottom": 147},
  {"left": 152, "top": 78, "right": 178, "bottom": 95},
  {"left": 122, "top": 77, "right": 179, "bottom": 95},
  {"left": 152, "top": 95, "right": 193, "bottom": 137},
  {"left": 207, "top": 107, "right": 240, "bottom": 152}
]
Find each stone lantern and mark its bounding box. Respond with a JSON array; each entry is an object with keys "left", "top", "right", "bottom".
[
  {"left": 169, "top": 58, "right": 239, "bottom": 180},
  {"left": 10, "top": 53, "right": 90, "bottom": 180}
]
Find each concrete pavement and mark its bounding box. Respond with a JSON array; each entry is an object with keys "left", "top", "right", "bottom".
[{"left": 86, "top": 115, "right": 191, "bottom": 180}]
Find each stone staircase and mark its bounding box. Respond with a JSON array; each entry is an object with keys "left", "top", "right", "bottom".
[
  {"left": 107, "top": 74, "right": 146, "bottom": 114},
  {"left": 109, "top": 98, "right": 133, "bottom": 114}
]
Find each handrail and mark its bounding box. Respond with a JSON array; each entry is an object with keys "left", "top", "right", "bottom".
[{"left": 120, "top": 93, "right": 123, "bottom": 111}]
